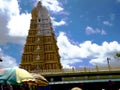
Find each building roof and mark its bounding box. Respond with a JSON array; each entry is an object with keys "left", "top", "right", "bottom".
[{"left": 49, "top": 78, "right": 120, "bottom": 85}]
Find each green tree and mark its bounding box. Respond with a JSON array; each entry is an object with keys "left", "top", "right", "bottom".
[{"left": 115, "top": 52, "right": 120, "bottom": 57}]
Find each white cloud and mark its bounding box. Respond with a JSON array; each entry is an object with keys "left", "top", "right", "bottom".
[
  {"left": 0, "top": 0, "right": 30, "bottom": 45},
  {"left": 89, "top": 41, "right": 120, "bottom": 65},
  {"left": 8, "top": 13, "right": 31, "bottom": 37},
  {"left": 86, "top": 26, "right": 96, "bottom": 35},
  {"left": 37, "top": 0, "right": 64, "bottom": 12},
  {"left": 53, "top": 20, "right": 66, "bottom": 26},
  {"left": 0, "top": 47, "right": 18, "bottom": 68},
  {"left": 86, "top": 26, "right": 106, "bottom": 35},
  {"left": 0, "top": 0, "right": 18, "bottom": 14},
  {"left": 51, "top": 17, "right": 66, "bottom": 26},
  {"left": 103, "top": 21, "right": 112, "bottom": 26},
  {"left": 57, "top": 32, "right": 120, "bottom": 68}
]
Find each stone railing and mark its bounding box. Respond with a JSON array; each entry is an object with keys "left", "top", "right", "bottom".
[{"left": 30, "top": 66, "right": 120, "bottom": 75}]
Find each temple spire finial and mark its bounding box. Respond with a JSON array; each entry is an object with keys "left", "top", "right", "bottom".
[{"left": 37, "top": 1, "right": 42, "bottom": 8}]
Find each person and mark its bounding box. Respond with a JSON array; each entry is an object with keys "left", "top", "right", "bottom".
[
  {"left": 71, "top": 87, "right": 82, "bottom": 90},
  {"left": 0, "top": 58, "right": 2, "bottom": 62}
]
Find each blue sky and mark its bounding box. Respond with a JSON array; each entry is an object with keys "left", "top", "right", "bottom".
[{"left": 0, "top": 0, "right": 120, "bottom": 69}]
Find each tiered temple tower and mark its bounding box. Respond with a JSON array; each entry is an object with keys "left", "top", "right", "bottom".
[{"left": 19, "top": 1, "right": 62, "bottom": 71}]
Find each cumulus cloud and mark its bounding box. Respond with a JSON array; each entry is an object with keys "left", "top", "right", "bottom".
[
  {"left": 57, "top": 32, "right": 83, "bottom": 68},
  {"left": 51, "top": 17, "right": 66, "bottom": 26},
  {"left": 57, "top": 32, "right": 120, "bottom": 68},
  {"left": 0, "top": 48, "right": 18, "bottom": 68},
  {"left": 8, "top": 13, "right": 31, "bottom": 37},
  {"left": 86, "top": 26, "right": 106, "bottom": 35},
  {"left": 0, "top": 0, "right": 30, "bottom": 45},
  {"left": 37, "top": 0, "right": 63, "bottom": 12}
]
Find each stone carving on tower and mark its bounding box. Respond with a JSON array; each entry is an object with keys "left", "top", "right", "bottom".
[{"left": 19, "top": 1, "right": 62, "bottom": 71}]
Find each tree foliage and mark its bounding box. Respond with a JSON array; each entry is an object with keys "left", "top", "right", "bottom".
[{"left": 116, "top": 52, "right": 120, "bottom": 57}]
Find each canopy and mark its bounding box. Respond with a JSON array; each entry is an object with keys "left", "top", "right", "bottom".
[
  {"left": 0, "top": 67, "right": 35, "bottom": 85},
  {"left": 31, "top": 73, "right": 48, "bottom": 86}
]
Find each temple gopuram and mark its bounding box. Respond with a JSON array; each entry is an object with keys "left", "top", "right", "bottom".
[{"left": 19, "top": 1, "right": 62, "bottom": 71}]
